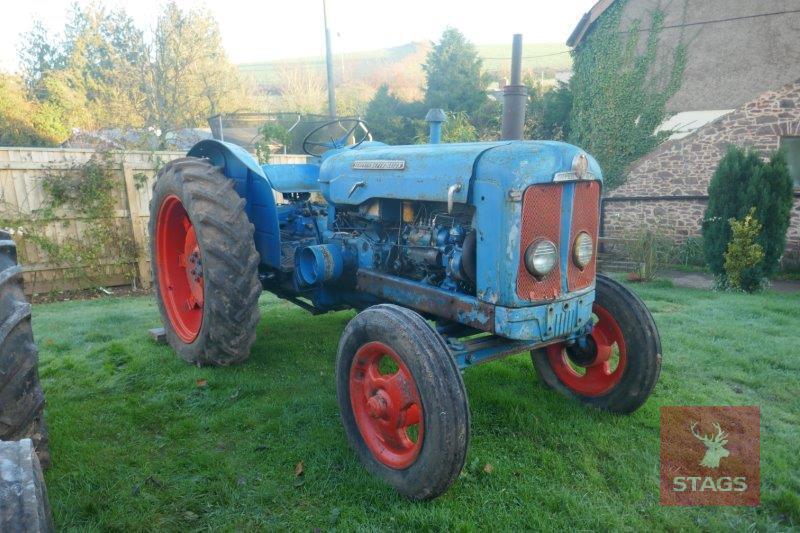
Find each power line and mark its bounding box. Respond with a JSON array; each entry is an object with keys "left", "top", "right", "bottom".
[{"left": 482, "top": 50, "right": 571, "bottom": 61}]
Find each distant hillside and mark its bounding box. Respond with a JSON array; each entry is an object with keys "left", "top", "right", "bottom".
[{"left": 238, "top": 41, "right": 571, "bottom": 102}]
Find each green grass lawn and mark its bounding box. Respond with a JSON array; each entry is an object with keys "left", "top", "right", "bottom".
[{"left": 35, "top": 281, "right": 799, "bottom": 530}]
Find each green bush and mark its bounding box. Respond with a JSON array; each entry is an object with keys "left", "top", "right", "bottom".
[
  {"left": 254, "top": 122, "right": 291, "bottom": 163},
  {"left": 702, "top": 146, "right": 793, "bottom": 287},
  {"left": 413, "top": 111, "right": 478, "bottom": 143},
  {"left": 724, "top": 208, "right": 765, "bottom": 292},
  {"left": 624, "top": 227, "right": 675, "bottom": 281},
  {"left": 675, "top": 236, "right": 705, "bottom": 267},
  {"left": 364, "top": 85, "right": 425, "bottom": 145}
]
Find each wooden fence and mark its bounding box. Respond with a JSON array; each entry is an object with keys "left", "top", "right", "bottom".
[{"left": 0, "top": 147, "right": 308, "bottom": 295}]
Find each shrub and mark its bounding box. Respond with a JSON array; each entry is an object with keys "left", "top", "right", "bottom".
[
  {"left": 624, "top": 227, "right": 675, "bottom": 281},
  {"left": 702, "top": 146, "right": 793, "bottom": 286},
  {"left": 675, "top": 236, "right": 705, "bottom": 267},
  {"left": 441, "top": 111, "right": 478, "bottom": 143},
  {"left": 364, "top": 85, "right": 425, "bottom": 145},
  {"left": 747, "top": 150, "right": 794, "bottom": 278},
  {"left": 724, "top": 208, "right": 765, "bottom": 292},
  {"left": 254, "top": 122, "right": 291, "bottom": 163}
]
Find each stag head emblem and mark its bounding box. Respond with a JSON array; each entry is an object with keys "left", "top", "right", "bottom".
[{"left": 690, "top": 421, "right": 730, "bottom": 468}]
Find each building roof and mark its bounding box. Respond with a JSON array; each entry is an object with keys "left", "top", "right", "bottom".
[
  {"left": 654, "top": 110, "right": 734, "bottom": 140},
  {"left": 566, "top": 0, "right": 800, "bottom": 112},
  {"left": 566, "top": 0, "right": 616, "bottom": 47}
]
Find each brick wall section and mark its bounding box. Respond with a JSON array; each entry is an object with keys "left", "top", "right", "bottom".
[{"left": 603, "top": 79, "right": 800, "bottom": 266}]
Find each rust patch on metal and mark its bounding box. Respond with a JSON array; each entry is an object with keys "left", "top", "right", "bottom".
[{"left": 356, "top": 270, "right": 495, "bottom": 332}]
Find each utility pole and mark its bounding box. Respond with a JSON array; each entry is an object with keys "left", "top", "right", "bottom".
[
  {"left": 323, "top": 0, "right": 337, "bottom": 117},
  {"left": 501, "top": 34, "right": 527, "bottom": 140}
]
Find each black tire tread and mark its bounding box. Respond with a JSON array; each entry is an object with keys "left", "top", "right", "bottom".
[
  {"left": 336, "top": 304, "right": 470, "bottom": 500},
  {"left": 0, "top": 233, "right": 50, "bottom": 468},
  {"left": 531, "top": 274, "right": 662, "bottom": 414},
  {"left": 149, "top": 158, "right": 261, "bottom": 366}
]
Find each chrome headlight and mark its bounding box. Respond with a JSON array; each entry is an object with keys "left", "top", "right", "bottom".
[
  {"left": 573, "top": 231, "right": 593, "bottom": 269},
  {"left": 524, "top": 239, "right": 557, "bottom": 278}
]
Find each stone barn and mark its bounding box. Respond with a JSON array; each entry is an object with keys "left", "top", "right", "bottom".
[{"left": 568, "top": 0, "right": 800, "bottom": 266}]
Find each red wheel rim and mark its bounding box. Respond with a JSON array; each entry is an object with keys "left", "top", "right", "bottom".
[
  {"left": 349, "top": 341, "right": 424, "bottom": 469},
  {"left": 155, "top": 195, "right": 204, "bottom": 343},
  {"left": 546, "top": 303, "right": 627, "bottom": 396}
]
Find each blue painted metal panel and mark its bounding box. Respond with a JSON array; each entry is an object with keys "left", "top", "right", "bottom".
[
  {"left": 493, "top": 290, "right": 593, "bottom": 341},
  {"left": 559, "top": 183, "right": 576, "bottom": 294},
  {"left": 319, "top": 141, "right": 509, "bottom": 205},
  {"left": 263, "top": 163, "right": 321, "bottom": 193},
  {"left": 187, "top": 140, "right": 281, "bottom": 268}
]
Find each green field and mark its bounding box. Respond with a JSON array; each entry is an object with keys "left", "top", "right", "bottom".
[
  {"left": 238, "top": 42, "right": 571, "bottom": 86},
  {"left": 37, "top": 280, "right": 799, "bottom": 530}
]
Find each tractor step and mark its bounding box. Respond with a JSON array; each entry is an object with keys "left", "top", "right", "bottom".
[{"left": 148, "top": 328, "right": 167, "bottom": 344}]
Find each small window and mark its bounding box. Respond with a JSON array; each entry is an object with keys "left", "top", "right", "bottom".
[{"left": 780, "top": 137, "right": 800, "bottom": 188}]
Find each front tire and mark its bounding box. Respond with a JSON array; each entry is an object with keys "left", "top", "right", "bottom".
[
  {"left": 531, "top": 274, "right": 661, "bottom": 413},
  {"left": 335, "top": 304, "right": 470, "bottom": 500},
  {"left": 149, "top": 158, "right": 261, "bottom": 366}
]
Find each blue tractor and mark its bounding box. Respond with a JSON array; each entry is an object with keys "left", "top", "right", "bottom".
[{"left": 149, "top": 115, "right": 661, "bottom": 500}]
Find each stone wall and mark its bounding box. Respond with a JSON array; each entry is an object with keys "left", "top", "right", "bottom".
[{"left": 602, "top": 79, "right": 800, "bottom": 267}]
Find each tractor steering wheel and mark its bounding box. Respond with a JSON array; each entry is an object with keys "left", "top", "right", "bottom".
[{"left": 302, "top": 118, "right": 371, "bottom": 156}]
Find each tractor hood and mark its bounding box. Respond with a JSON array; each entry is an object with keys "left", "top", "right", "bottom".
[{"left": 318, "top": 140, "right": 602, "bottom": 206}]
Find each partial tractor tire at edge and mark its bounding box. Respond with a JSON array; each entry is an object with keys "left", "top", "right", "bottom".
[{"left": 0, "top": 232, "right": 50, "bottom": 465}]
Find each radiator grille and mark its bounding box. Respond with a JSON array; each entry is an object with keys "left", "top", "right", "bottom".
[
  {"left": 516, "top": 184, "right": 562, "bottom": 301},
  {"left": 516, "top": 181, "right": 601, "bottom": 302},
  {"left": 567, "top": 181, "right": 600, "bottom": 291}
]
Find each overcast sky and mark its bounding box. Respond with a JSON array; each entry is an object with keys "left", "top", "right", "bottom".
[{"left": 0, "top": 0, "right": 597, "bottom": 71}]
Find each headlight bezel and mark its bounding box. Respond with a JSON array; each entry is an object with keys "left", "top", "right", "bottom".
[
  {"left": 524, "top": 239, "right": 558, "bottom": 278},
  {"left": 572, "top": 231, "right": 594, "bottom": 270}
]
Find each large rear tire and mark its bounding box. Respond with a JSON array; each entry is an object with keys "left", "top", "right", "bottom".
[
  {"left": 0, "top": 234, "right": 50, "bottom": 467},
  {"left": 149, "top": 158, "right": 261, "bottom": 366},
  {"left": 335, "top": 304, "right": 470, "bottom": 500},
  {"left": 531, "top": 274, "right": 661, "bottom": 414}
]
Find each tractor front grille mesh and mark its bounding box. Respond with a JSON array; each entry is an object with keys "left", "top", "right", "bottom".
[
  {"left": 516, "top": 181, "right": 601, "bottom": 302},
  {"left": 516, "top": 184, "right": 562, "bottom": 301},
  {"left": 567, "top": 181, "right": 600, "bottom": 291}
]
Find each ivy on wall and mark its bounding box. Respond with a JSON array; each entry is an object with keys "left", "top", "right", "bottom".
[
  {"left": 0, "top": 151, "right": 139, "bottom": 294},
  {"left": 570, "top": 0, "right": 687, "bottom": 190}
]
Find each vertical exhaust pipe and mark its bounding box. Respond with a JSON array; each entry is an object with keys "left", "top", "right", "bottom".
[
  {"left": 501, "top": 34, "right": 527, "bottom": 140},
  {"left": 425, "top": 108, "right": 446, "bottom": 144}
]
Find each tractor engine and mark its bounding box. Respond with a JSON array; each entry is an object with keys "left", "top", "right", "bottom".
[
  {"left": 279, "top": 198, "right": 476, "bottom": 295},
  {"left": 353, "top": 200, "right": 475, "bottom": 291}
]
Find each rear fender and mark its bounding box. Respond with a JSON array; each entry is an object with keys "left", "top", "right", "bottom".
[{"left": 187, "top": 140, "right": 280, "bottom": 269}]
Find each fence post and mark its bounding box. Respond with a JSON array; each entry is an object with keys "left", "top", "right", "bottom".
[{"left": 122, "top": 163, "right": 152, "bottom": 289}]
